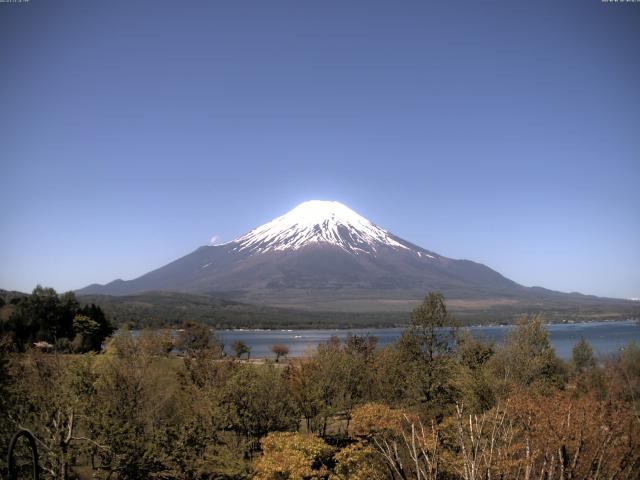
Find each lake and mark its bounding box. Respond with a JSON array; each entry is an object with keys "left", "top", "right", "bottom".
[{"left": 218, "top": 319, "right": 640, "bottom": 360}]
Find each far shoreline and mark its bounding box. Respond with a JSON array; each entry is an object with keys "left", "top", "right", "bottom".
[{"left": 216, "top": 317, "right": 639, "bottom": 333}]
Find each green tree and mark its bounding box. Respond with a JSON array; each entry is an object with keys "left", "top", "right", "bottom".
[
  {"left": 137, "top": 328, "right": 174, "bottom": 356},
  {"left": 489, "top": 314, "right": 567, "bottom": 393},
  {"left": 181, "top": 346, "right": 234, "bottom": 390},
  {"left": 286, "top": 339, "right": 374, "bottom": 438},
  {"left": 285, "top": 358, "right": 324, "bottom": 434},
  {"left": 175, "top": 321, "right": 221, "bottom": 355},
  {"left": 232, "top": 340, "right": 251, "bottom": 359},
  {"left": 456, "top": 329, "right": 495, "bottom": 370},
  {"left": 88, "top": 331, "right": 174, "bottom": 479},
  {"left": 0, "top": 336, "right": 9, "bottom": 401},
  {"left": 397, "top": 293, "right": 461, "bottom": 418},
  {"left": 177, "top": 347, "right": 251, "bottom": 478},
  {"left": 77, "top": 302, "right": 114, "bottom": 350},
  {"left": 9, "top": 286, "right": 64, "bottom": 348},
  {"left": 4, "top": 287, "right": 110, "bottom": 351},
  {"left": 370, "top": 345, "right": 413, "bottom": 406},
  {"left": 402, "top": 292, "right": 458, "bottom": 362},
  {"left": 0, "top": 336, "right": 12, "bottom": 474},
  {"left": 345, "top": 333, "right": 378, "bottom": 359},
  {"left": 317, "top": 340, "right": 373, "bottom": 435},
  {"left": 7, "top": 351, "right": 98, "bottom": 479},
  {"left": 221, "top": 364, "right": 299, "bottom": 441},
  {"left": 454, "top": 330, "right": 498, "bottom": 412},
  {"left": 572, "top": 337, "right": 596, "bottom": 373},
  {"left": 72, "top": 314, "right": 101, "bottom": 352}
]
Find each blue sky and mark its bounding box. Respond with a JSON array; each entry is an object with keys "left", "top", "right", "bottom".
[{"left": 1, "top": 0, "right": 638, "bottom": 299}]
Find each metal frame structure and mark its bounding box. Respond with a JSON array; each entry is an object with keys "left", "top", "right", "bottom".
[{"left": 6, "top": 429, "right": 39, "bottom": 480}]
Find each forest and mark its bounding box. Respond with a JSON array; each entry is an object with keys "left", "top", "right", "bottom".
[
  {"left": 1, "top": 292, "right": 639, "bottom": 479},
  {"left": 0, "top": 286, "right": 113, "bottom": 353}
]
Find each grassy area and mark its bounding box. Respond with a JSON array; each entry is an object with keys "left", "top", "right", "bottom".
[{"left": 78, "top": 291, "right": 640, "bottom": 330}]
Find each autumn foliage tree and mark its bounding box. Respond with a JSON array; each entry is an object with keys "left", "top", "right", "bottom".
[
  {"left": 271, "top": 343, "right": 290, "bottom": 362},
  {"left": 503, "top": 392, "right": 640, "bottom": 479},
  {"left": 253, "top": 432, "right": 333, "bottom": 480}
]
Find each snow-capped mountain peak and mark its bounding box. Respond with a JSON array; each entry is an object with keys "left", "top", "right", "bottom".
[{"left": 232, "top": 200, "right": 411, "bottom": 255}]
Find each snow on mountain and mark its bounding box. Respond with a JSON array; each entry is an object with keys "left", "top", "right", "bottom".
[{"left": 232, "top": 200, "right": 412, "bottom": 255}]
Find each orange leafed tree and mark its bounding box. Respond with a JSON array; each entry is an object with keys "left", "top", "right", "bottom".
[
  {"left": 271, "top": 344, "right": 290, "bottom": 362},
  {"left": 253, "top": 431, "right": 333, "bottom": 480}
]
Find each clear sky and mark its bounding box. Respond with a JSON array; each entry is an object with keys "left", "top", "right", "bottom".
[{"left": 1, "top": 0, "right": 638, "bottom": 299}]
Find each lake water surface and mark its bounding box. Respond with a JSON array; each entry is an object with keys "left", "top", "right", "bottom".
[{"left": 218, "top": 319, "right": 640, "bottom": 360}]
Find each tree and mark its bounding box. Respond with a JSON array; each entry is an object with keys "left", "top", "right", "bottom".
[
  {"left": 137, "top": 328, "right": 173, "bottom": 356},
  {"left": 286, "top": 340, "right": 374, "bottom": 438},
  {"left": 0, "top": 336, "right": 10, "bottom": 401},
  {"left": 349, "top": 402, "right": 403, "bottom": 437},
  {"left": 72, "top": 314, "right": 101, "bottom": 352},
  {"left": 7, "top": 351, "right": 98, "bottom": 479},
  {"left": 454, "top": 330, "right": 498, "bottom": 412},
  {"left": 77, "top": 302, "right": 114, "bottom": 351},
  {"left": 272, "top": 344, "right": 290, "bottom": 362},
  {"left": 605, "top": 340, "right": 640, "bottom": 414},
  {"left": 397, "top": 293, "right": 462, "bottom": 418},
  {"left": 489, "top": 314, "right": 567, "bottom": 393},
  {"left": 456, "top": 330, "right": 494, "bottom": 371},
  {"left": 181, "top": 345, "right": 235, "bottom": 390},
  {"left": 285, "top": 359, "right": 324, "bottom": 434},
  {"left": 8, "top": 286, "right": 66, "bottom": 348},
  {"left": 253, "top": 432, "right": 333, "bottom": 480},
  {"left": 147, "top": 419, "right": 212, "bottom": 480},
  {"left": 175, "top": 321, "right": 221, "bottom": 355},
  {"left": 221, "top": 364, "right": 299, "bottom": 441},
  {"left": 370, "top": 346, "right": 413, "bottom": 406},
  {"left": 0, "top": 335, "right": 12, "bottom": 474},
  {"left": 403, "top": 292, "right": 457, "bottom": 362},
  {"left": 451, "top": 402, "right": 514, "bottom": 480},
  {"left": 332, "top": 442, "right": 387, "bottom": 480},
  {"left": 88, "top": 329, "right": 177, "bottom": 479},
  {"left": 3, "top": 287, "right": 111, "bottom": 352},
  {"left": 350, "top": 403, "right": 440, "bottom": 480},
  {"left": 501, "top": 391, "right": 640, "bottom": 479},
  {"left": 572, "top": 337, "right": 595, "bottom": 373},
  {"left": 232, "top": 340, "right": 251, "bottom": 359},
  {"left": 345, "top": 333, "right": 378, "bottom": 359}
]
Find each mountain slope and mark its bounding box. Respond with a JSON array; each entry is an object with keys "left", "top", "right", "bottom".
[{"left": 77, "top": 201, "right": 635, "bottom": 313}]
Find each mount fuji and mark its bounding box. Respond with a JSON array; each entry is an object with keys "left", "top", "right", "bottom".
[{"left": 77, "top": 201, "right": 632, "bottom": 314}]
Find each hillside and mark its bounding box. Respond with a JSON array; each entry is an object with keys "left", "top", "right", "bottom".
[{"left": 77, "top": 290, "right": 639, "bottom": 330}]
